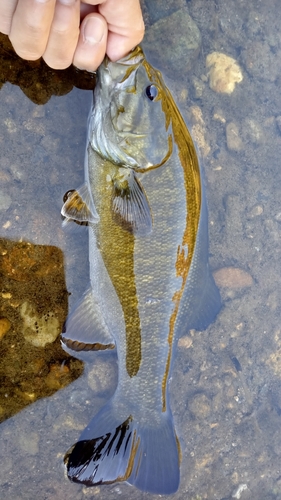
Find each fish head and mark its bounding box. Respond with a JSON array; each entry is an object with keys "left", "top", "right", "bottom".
[{"left": 90, "top": 46, "right": 173, "bottom": 171}]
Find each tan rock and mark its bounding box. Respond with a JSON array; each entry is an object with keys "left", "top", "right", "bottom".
[
  {"left": 178, "top": 335, "right": 193, "bottom": 348},
  {"left": 188, "top": 393, "right": 211, "bottom": 419},
  {"left": 0, "top": 317, "right": 11, "bottom": 339},
  {"left": 20, "top": 301, "right": 60, "bottom": 347},
  {"left": 206, "top": 52, "right": 243, "bottom": 94},
  {"left": 213, "top": 267, "right": 253, "bottom": 288},
  {"left": 190, "top": 106, "right": 210, "bottom": 157},
  {"left": 226, "top": 122, "right": 244, "bottom": 151},
  {"left": 88, "top": 359, "right": 117, "bottom": 395}
]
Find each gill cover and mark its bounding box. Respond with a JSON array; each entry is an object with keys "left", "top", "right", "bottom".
[{"left": 90, "top": 47, "right": 173, "bottom": 170}]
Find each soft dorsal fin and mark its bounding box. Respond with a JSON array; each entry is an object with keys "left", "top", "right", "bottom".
[
  {"left": 111, "top": 168, "right": 152, "bottom": 236},
  {"left": 61, "top": 288, "right": 115, "bottom": 354},
  {"left": 61, "top": 183, "right": 99, "bottom": 224}
]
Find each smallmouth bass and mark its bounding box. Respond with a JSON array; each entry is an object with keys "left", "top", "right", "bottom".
[{"left": 61, "top": 46, "right": 221, "bottom": 495}]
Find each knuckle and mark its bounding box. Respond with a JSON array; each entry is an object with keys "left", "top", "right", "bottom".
[{"left": 51, "top": 24, "right": 70, "bottom": 37}]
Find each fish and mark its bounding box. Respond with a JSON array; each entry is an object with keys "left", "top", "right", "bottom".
[{"left": 61, "top": 45, "right": 221, "bottom": 495}]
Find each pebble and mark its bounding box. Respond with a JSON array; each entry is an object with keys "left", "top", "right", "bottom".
[
  {"left": 248, "top": 205, "right": 263, "bottom": 217},
  {"left": 213, "top": 109, "right": 226, "bottom": 123},
  {"left": 20, "top": 301, "right": 60, "bottom": 347},
  {"left": 192, "top": 77, "right": 205, "bottom": 99},
  {"left": 242, "top": 118, "right": 263, "bottom": 144},
  {"left": 213, "top": 267, "right": 253, "bottom": 288},
  {"left": 9, "top": 163, "right": 26, "bottom": 182},
  {"left": 266, "top": 347, "right": 281, "bottom": 376},
  {"left": 178, "top": 335, "right": 193, "bottom": 349},
  {"left": 226, "top": 122, "right": 244, "bottom": 151},
  {"left": 68, "top": 389, "right": 90, "bottom": 408},
  {"left": 241, "top": 40, "right": 279, "bottom": 81},
  {"left": 3, "top": 118, "right": 17, "bottom": 133},
  {"left": 190, "top": 106, "right": 210, "bottom": 156},
  {"left": 232, "top": 483, "right": 248, "bottom": 499},
  {"left": 143, "top": 0, "right": 186, "bottom": 24},
  {"left": 82, "top": 485, "right": 101, "bottom": 496},
  {"left": 0, "top": 317, "right": 11, "bottom": 339},
  {"left": 206, "top": 52, "right": 243, "bottom": 94},
  {"left": 0, "top": 189, "right": 12, "bottom": 210},
  {"left": 87, "top": 359, "right": 117, "bottom": 395},
  {"left": 45, "top": 363, "right": 70, "bottom": 390},
  {"left": 188, "top": 393, "right": 211, "bottom": 419}
]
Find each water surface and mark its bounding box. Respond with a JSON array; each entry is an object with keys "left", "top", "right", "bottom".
[{"left": 1, "top": 1, "right": 281, "bottom": 499}]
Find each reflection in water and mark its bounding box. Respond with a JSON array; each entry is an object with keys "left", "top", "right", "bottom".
[
  {"left": 0, "top": 33, "right": 96, "bottom": 104},
  {"left": 0, "top": 238, "right": 83, "bottom": 423}
]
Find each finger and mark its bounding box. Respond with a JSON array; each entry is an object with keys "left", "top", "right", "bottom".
[
  {"left": 0, "top": 0, "right": 18, "bottom": 35},
  {"left": 73, "top": 12, "right": 107, "bottom": 71},
  {"left": 99, "top": 0, "right": 144, "bottom": 61},
  {"left": 9, "top": 0, "right": 56, "bottom": 61},
  {"left": 43, "top": 0, "right": 80, "bottom": 69}
]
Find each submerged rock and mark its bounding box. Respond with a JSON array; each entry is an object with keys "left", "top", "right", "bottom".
[
  {"left": 0, "top": 317, "right": 11, "bottom": 339},
  {"left": 0, "top": 238, "right": 83, "bottom": 423},
  {"left": 143, "top": 0, "right": 186, "bottom": 24},
  {"left": 142, "top": 8, "right": 201, "bottom": 80},
  {"left": 226, "top": 121, "right": 244, "bottom": 151},
  {"left": 206, "top": 52, "right": 243, "bottom": 94},
  {"left": 0, "top": 189, "right": 12, "bottom": 211},
  {"left": 20, "top": 301, "right": 60, "bottom": 348},
  {"left": 214, "top": 267, "right": 253, "bottom": 288}
]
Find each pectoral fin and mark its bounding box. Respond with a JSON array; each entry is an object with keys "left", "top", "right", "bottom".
[
  {"left": 111, "top": 168, "right": 152, "bottom": 236},
  {"left": 61, "top": 288, "right": 115, "bottom": 354},
  {"left": 61, "top": 183, "right": 99, "bottom": 224}
]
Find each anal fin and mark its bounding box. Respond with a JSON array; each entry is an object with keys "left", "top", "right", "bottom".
[{"left": 61, "top": 288, "right": 115, "bottom": 355}]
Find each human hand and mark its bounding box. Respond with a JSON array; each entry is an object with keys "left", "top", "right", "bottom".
[{"left": 0, "top": 0, "right": 145, "bottom": 71}]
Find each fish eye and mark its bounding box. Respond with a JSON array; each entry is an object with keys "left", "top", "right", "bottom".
[{"left": 145, "top": 85, "right": 158, "bottom": 101}]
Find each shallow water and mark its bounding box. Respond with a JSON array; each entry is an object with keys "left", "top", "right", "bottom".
[{"left": 1, "top": 0, "right": 281, "bottom": 499}]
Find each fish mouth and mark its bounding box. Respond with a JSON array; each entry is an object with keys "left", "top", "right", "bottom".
[
  {"left": 122, "top": 46, "right": 145, "bottom": 64},
  {"left": 103, "top": 55, "right": 110, "bottom": 68},
  {"left": 105, "top": 47, "right": 144, "bottom": 70}
]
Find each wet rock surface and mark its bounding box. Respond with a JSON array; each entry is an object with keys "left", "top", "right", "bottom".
[{"left": 0, "top": 239, "right": 83, "bottom": 423}]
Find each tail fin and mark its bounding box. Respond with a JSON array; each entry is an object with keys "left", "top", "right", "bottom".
[{"left": 65, "top": 400, "right": 180, "bottom": 494}]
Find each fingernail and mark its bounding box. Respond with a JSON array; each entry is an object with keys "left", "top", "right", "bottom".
[
  {"left": 83, "top": 16, "right": 105, "bottom": 45},
  {"left": 58, "top": 0, "right": 77, "bottom": 5}
]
